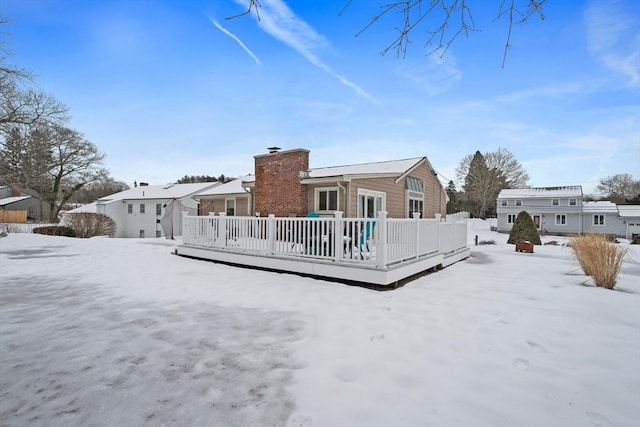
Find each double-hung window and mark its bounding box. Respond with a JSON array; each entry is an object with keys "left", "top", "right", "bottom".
[
  {"left": 127, "top": 203, "right": 133, "bottom": 214},
  {"left": 316, "top": 188, "right": 339, "bottom": 212},
  {"left": 552, "top": 199, "right": 559, "bottom": 206},
  {"left": 500, "top": 200, "right": 507, "bottom": 207},
  {"left": 507, "top": 214, "right": 517, "bottom": 224},
  {"left": 555, "top": 214, "right": 566, "bottom": 225},
  {"left": 406, "top": 177, "right": 424, "bottom": 218},
  {"left": 156, "top": 203, "right": 162, "bottom": 216},
  {"left": 593, "top": 214, "right": 605, "bottom": 226},
  {"left": 515, "top": 199, "right": 522, "bottom": 207},
  {"left": 139, "top": 203, "right": 145, "bottom": 214},
  {"left": 225, "top": 198, "right": 236, "bottom": 216}
]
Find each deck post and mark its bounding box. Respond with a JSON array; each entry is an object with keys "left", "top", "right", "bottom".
[
  {"left": 218, "top": 212, "right": 226, "bottom": 247},
  {"left": 412, "top": 212, "right": 421, "bottom": 259},
  {"left": 435, "top": 213, "right": 442, "bottom": 253},
  {"left": 377, "top": 211, "right": 388, "bottom": 269},
  {"left": 182, "top": 212, "right": 190, "bottom": 244},
  {"left": 267, "top": 214, "right": 276, "bottom": 254},
  {"left": 333, "top": 211, "right": 343, "bottom": 262}
]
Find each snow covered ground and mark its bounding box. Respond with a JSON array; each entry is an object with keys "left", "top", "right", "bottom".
[{"left": 1, "top": 220, "right": 639, "bottom": 427}]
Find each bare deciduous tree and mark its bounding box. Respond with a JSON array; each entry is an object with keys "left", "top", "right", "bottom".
[
  {"left": 455, "top": 147, "right": 529, "bottom": 189},
  {"left": 1, "top": 124, "right": 107, "bottom": 221},
  {"left": 596, "top": 174, "right": 640, "bottom": 204},
  {"left": 0, "top": 18, "right": 69, "bottom": 135}
]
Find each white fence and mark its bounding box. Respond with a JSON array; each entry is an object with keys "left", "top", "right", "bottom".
[
  {"left": 446, "top": 211, "right": 470, "bottom": 223},
  {"left": 182, "top": 212, "right": 468, "bottom": 270}
]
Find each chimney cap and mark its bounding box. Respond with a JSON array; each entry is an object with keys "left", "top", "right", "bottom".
[{"left": 267, "top": 146, "right": 281, "bottom": 153}]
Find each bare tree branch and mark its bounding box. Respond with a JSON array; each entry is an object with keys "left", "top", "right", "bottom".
[{"left": 228, "top": 1, "right": 547, "bottom": 63}]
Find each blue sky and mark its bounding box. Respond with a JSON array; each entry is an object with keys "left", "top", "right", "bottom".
[{"left": 3, "top": 0, "right": 639, "bottom": 194}]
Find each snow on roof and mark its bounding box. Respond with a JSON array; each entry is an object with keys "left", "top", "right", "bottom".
[
  {"left": 499, "top": 186, "right": 583, "bottom": 198},
  {"left": 97, "top": 182, "right": 219, "bottom": 204},
  {"left": 194, "top": 157, "right": 432, "bottom": 197},
  {"left": 65, "top": 202, "right": 98, "bottom": 214},
  {"left": 307, "top": 157, "right": 426, "bottom": 179},
  {"left": 582, "top": 201, "right": 618, "bottom": 213},
  {"left": 193, "top": 175, "right": 253, "bottom": 197},
  {"left": 0, "top": 196, "right": 32, "bottom": 206},
  {"left": 617, "top": 205, "right": 640, "bottom": 217}
]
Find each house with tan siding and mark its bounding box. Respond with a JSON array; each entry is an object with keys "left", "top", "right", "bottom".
[{"left": 194, "top": 148, "right": 447, "bottom": 219}]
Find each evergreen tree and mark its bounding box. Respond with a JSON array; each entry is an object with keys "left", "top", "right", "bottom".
[
  {"left": 507, "top": 211, "right": 541, "bottom": 245},
  {"left": 463, "top": 151, "right": 501, "bottom": 218}
]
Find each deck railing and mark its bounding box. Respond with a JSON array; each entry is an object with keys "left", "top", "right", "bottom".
[{"left": 182, "top": 211, "right": 467, "bottom": 269}]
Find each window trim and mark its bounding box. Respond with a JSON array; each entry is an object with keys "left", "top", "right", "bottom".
[
  {"left": 507, "top": 214, "right": 517, "bottom": 224},
  {"left": 357, "top": 189, "right": 386, "bottom": 218},
  {"left": 139, "top": 203, "right": 145, "bottom": 214},
  {"left": 555, "top": 214, "right": 567, "bottom": 225},
  {"left": 127, "top": 203, "right": 133, "bottom": 214},
  {"left": 156, "top": 203, "right": 162, "bottom": 216},
  {"left": 552, "top": 199, "right": 559, "bottom": 206},
  {"left": 593, "top": 214, "right": 605, "bottom": 226},
  {"left": 515, "top": 199, "right": 522, "bottom": 207},
  {"left": 500, "top": 199, "right": 507, "bottom": 207},
  {"left": 569, "top": 198, "right": 577, "bottom": 206},
  {"left": 315, "top": 187, "right": 340, "bottom": 213},
  {"left": 225, "top": 198, "right": 236, "bottom": 216},
  {"left": 406, "top": 190, "right": 424, "bottom": 218}
]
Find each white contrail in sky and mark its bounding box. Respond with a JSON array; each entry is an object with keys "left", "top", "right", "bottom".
[
  {"left": 206, "top": 14, "right": 261, "bottom": 65},
  {"left": 233, "top": 0, "right": 378, "bottom": 103}
]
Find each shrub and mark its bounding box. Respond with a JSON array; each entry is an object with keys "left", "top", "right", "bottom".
[
  {"left": 632, "top": 235, "right": 640, "bottom": 245},
  {"left": 507, "top": 211, "right": 542, "bottom": 245},
  {"left": 33, "top": 226, "right": 76, "bottom": 237},
  {"left": 67, "top": 213, "right": 117, "bottom": 238},
  {"left": 569, "top": 234, "right": 628, "bottom": 289}
]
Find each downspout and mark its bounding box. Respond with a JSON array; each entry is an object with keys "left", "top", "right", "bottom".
[
  {"left": 243, "top": 186, "right": 252, "bottom": 215},
  {"left": 337, "top": 181, "right": 347, "bottom": 217}
]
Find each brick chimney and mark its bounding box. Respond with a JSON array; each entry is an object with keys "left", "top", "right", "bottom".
[
  {"left": 11, "top": 183, "right": 21, "bottom": 197},
  {"left": 254, "top": 148, "right": 309, "bottom": 217}
]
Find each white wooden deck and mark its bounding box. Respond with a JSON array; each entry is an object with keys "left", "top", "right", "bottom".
[{"left": 175, "top": 212, "right": 470, "bottom": 288}]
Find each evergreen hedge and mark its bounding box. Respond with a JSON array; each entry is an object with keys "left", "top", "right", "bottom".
[{"left": 507, "top": 211, "right": 541, "bottom": 245}]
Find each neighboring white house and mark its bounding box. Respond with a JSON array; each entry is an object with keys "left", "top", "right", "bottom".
[
  {"left": 496, "top": 186, "right": 640, "bottom": 239},
  {"left": 497, "top": 186, "right": 584, "bottom": 235},
  {"left": 65, "top": 182, "right": 219, "bottom": 238}
]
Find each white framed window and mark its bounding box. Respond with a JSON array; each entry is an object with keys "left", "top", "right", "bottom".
[
  {"left": 507, "top": 214, "right": 517, "bottom": 224},
  {"left": 315, "top": 187, "right": 339, "bottom": 212},
  {"left": 357, "top": 189, "right": 385, "bottom": 218},
  {"left": 225, "top": 198, "right": 236, "bottom": 216},
  {"left": 407, "top": 191, "right": 424, "bottom": 218},
  {"left": 593, "top": 214, "right": 605, "bottom": 226},
  {"left": 515, "top": 199, "right": 522, "bottom": 207},
  {"left": 127, "top": 203, "right": 133, "bottom": 214},
  {"left": 156, "top": 203, "right": 162, "bottom": 216},
  {"left": 555, "top": 214, "right": 566, "bottom": 225},
  {"left": 552, "top": 199, "right": 559, "bottom": 206},
  {"left": 140, "top": 203, "right": 145, "bottom": 214},
  {"left": 569, "top": 198, "right": 577, "bottom": 206},
  {"left": 500, "top": 200, "right": 507, "bottom": 207}
]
